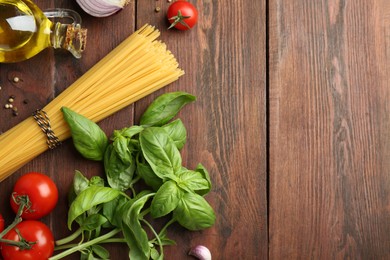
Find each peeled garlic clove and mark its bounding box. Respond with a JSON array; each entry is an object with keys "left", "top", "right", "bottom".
[
  {"left": 188, "top": 245, "right": 212, "bottom": 260},
  {"left": 76, "top": 0, "right": 129, "bottom": 17}
]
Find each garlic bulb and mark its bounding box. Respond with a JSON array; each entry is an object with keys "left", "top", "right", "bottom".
[{"left": 76, "top": 0, "right": 129, "bottom": 17}]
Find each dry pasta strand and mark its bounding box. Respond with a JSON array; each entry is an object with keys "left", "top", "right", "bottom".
[{"left": 0, "top": 24, "right": 184, "bottom": 182}]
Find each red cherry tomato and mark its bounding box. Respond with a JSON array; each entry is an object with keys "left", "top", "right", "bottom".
[
  {"left": 167, "top": 1, "right": 198, "bottom": 30},
  {"left": 0, "top": 214, "right": 4, "bottom": 233},
  {"left": 1, "top": 220, "right": 54, "bottom": 260},
  {"left": 10, "top": 172, "right": 58, "bottom": 220}
]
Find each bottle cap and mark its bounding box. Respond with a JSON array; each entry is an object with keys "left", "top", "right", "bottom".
[{"left": 64, "top": 24, "right": 87, "bottom": 58}]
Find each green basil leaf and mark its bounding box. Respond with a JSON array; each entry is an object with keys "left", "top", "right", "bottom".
[
  {"left": 151, "top": 181, "right": 182, "bottom": 218},
  {"left": 123, "top": 224, "right": 148, "bottom": 260},
  {"left": 162, "top": 119, "right": 187, "bottom": 150},
  {"left": 173, "top": 192, "right": 216, "bottom": 231},
  {"left": 68, "top": 173, "right": 105, "bottom": 207},
  {"left": 91, "top": 244, "right": 110, "bottom": 259},
  {"left": 160, "top": 238, "right": 176, "bottom": 247},
  {"left": 194, "top": 163, "right": 212, "bottom": 195},
  {"left": 104, "top": 144, "right": 135, "bottom": 191},
  {"left": 113, "top": 134, "right": 132, "bottom": 164},
  {"left": 102, "top": 195, "right": 128, "bottom": 228},
  {"left": 62, "top": 107, "right": 108, "bottom": 161},
  {"left": 136, "top": 155, "right": 163, "bottom": 191},
  {"left": 80, "top": 251, "right": 90, "bottom": 260},
  {"left": 139, "top": 127, "right": 181, "bottom": 180},
  {"left": 128, "top": 138, "right": 140, "bottom": 152},
  {"left": 177, "top": 169, "right": 210, "bottom": 195},
  {"left": 158, "top": 227, "right": 176, "bottom": 246},
  {"left": 73, "top": 170, "right": 90, "bottom": 195},
  {"left": 89, "top": 176, "right": 105, "bottom": 187},
  {"left": 68, "top": 186, "right": 121, "bottom": 229},
  {"left": 122, "top": 194, "right": 154, "bottom": 260},
  {"left": 118, "top": 125, "right": 144, "bottom": 138},
  {"left": 68, "top": 170, "right": 89, "bottom": 205},
  {"left": 150, "top": 248, "right": 161, "bottom": 260},
  {"left": 81, "top": 214, "right": 108, "bottom": 231},
  {"left": 140, "top": 92, "right": 196, "bottom": 126}
]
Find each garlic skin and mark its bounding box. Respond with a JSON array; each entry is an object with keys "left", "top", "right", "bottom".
[
  {"left": 188, "top": 245, "right": 212, "bottom": 260},
  {"left": 76, "top": 0, "right": 129, "bottom": 17}
]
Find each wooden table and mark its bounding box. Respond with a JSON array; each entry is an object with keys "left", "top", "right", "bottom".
[{"left": 0, "top": 0, "right": 389, "bottom": 259}]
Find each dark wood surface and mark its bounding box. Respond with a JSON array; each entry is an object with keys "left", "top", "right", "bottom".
[
  {"left": 1, "top": 0, "right": 389, "bottom": 259},
  {"left": 0, "top": 0, "right": 267, "bottom": 259},
  {"left": 269, "top": 0, "right": 390, "bottom": 259}
]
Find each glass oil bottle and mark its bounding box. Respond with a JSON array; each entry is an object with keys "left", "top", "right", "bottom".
[{"left": 0, "top": 0, "right": 87, "bottom": 63}]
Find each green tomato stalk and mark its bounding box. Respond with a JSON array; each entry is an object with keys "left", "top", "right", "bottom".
[{"left": 0, "top": 196, "right": 36, "bottom": 250}]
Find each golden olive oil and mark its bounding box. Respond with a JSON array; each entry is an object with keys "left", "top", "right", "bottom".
[
  {"left": 0, "top": 0, "right": 52, "bottom": 63},
  {"left": 0, "top": 0, "right": 86, "bottom": 63}
]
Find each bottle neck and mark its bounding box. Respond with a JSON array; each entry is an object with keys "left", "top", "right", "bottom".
[{"left": 51, "top": 22, "right": 87, "bottom": 59}]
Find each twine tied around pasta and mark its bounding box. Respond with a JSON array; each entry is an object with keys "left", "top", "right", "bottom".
[{"left": 32, "top": 109, "right": 61, "bottom": 149}]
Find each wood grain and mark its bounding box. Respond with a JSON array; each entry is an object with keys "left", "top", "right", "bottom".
[
  {"left": 136, "top": 1, "right": 267, "bottom": 259},
  {"left": 269, "top": 0, "right": 390, "bottom": 259},
  {"left": 0, "top": 0, "right": 266, "bottom": 259}
]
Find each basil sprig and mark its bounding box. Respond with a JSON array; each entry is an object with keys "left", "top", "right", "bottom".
[{"left": 55, "top": 92, "right": 215, "bottom": 260}]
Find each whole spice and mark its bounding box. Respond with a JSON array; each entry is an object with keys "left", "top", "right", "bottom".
[{"left": 12, "top": 107, "right": 19, "bottom": 116}]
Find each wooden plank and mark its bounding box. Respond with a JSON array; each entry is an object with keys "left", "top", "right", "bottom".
[
  {"left": 135, "top": 1, "right": 268, "bottom": 259},
  {"left": 0, "top": 0, "right": 267, "bottom": 259},
  {"left": 269, "top": 0, "right": 390, "bottom": 258}
]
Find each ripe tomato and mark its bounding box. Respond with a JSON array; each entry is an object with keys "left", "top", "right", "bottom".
[
  {"left": 10, "top": 172, "right": 58, "bottom": 220},
  {"left": 1, "top": 220, "right": 54, "bottom": 260},
  {"left": 167, "top": 1, "right": 198, "bottom": 30},
  {"left": 0, "top": 214, "right": 4, "bottom": 233}
]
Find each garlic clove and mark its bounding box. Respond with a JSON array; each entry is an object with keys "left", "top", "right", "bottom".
[
  {"left": 76, "top": 0, "right": 129, "bottom": 17},
  {"left": 188, "top": 245, "right": 212, "bottom": 260}
]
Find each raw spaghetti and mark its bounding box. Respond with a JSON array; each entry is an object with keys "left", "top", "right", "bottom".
[{"left": 0, "top": 24, "right": 184, "bottom": 181}]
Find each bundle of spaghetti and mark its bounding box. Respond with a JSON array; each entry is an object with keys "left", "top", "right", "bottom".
[{"left": 0, "top": 24, "right": 184, "bottom": 181}]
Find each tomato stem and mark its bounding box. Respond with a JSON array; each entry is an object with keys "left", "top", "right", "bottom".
[
  {"left": 0, "top": 196, "right": 39, "bottom": 250},
  {"left": 0, "top": 197, "right": 29, "bottom": 239},
  {"left": 2, "top": 228, "right": 37, "bottom": 249},
  {"left": 0, "top": 217, "right": 21, "bottom": 239},
  {"left": 0, "top": 237, "right": 35, "bottom": 249},
  {"left": 12, "top": 193, "right": 33, "bottom": 214},
  {"left": 168, "top": 10, "right": 191, "bottom": 30}
]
